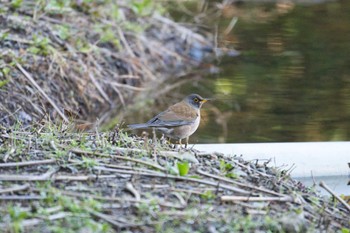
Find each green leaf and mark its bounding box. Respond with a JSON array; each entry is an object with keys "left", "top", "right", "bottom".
[
  {"left": 341, "top": 228, "right": 350, "bottom": 233},
  {"left": 10, "top": 0, "right": 23, "bottom": 9},
  {"left": 0, "top": 32, "right": 9, "bottom": 41},
  {"left": 201, "top": 190, "right": 216, "bottom": 200},
  {"left": 55, "top": 25, "right": 71, "bottom": 40},
  {"left": 0, "top": 79, "right": 10, "bottom": 88},
  {"left": 219, "top": 159, "right": 234, "bottom": 172},
  {"left": 177, "top": 161, "right": 190, "bottom": 176},
  {"left": 2, "top": 67, "right": 10, "bottom": 76},
  {"left": 225, "top": 172, "right": 238, "bottom": 179}
]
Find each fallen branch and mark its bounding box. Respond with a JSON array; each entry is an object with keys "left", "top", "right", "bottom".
[
  {"left": 102, "top": 163, "right": 162, "bottom": 174},
  {"left": 52, "top": 174, "right": 125, "bottom": 181},
  {"left": 46, "top": 212, "right": 69, "bottom": 221},
  {"left": 125, "top": 182, "right": 141, "bottom": 201},
  {"left": 0, "top": 195, "right": 44, "bottom": 200},
  {"left": 0, "top": 183, "right": 30, "bottom": 194},
  {"left": 0, "top": 173, "right": 123, "bottom": 182},
  {"left": 93, "top": 166, "right": 251, "bottom": 195},
  {"left": 221, "top": 195, "right": 294, "bottom": 202},
  {"left": 319, "top": 181, "right": 350, "bottom": 212},
  {"left": 232, "top": 160, "right": 274, "bottom": 178},
  {"left": 0, "top": 167, "right": 58, "bottom": 181},
  {"left": 196, "top": 168, "right": 285, "bottom": 197},
  {"left": 0, "top": 213, "right": 68, "bottom": 230},
  {"left": 0, "top": 159, "right": 56, "bottom": 168},
  {"left": 107, "top": 146, "right": 199, "bottom": 163},
  {"left": 0, "top": 218, "right": 41, "bottom": 230},
  {"left": 70, "top": 148, "right": 167, "bottom": 171},
  {"left": 87, "top": 207, "right": 154, "bottom": 229},
  {"left": 62, "top": 190, "right": 185, "bottom": 209},
  {"left": 87, "top": 208, "right": 126, "bottom": 229}
]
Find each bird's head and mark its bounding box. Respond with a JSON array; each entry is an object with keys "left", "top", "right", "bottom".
[{"left": 185, "top": 94, "right": 209, "bottom": 109}]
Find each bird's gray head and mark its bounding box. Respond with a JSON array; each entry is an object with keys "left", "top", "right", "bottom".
[{"left": 185, "top": 94, "right": 208, "bottom": 109}]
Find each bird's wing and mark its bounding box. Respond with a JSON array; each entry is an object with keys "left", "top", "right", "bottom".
[{"left": 146, "top": 101, "right": 198, "bottom": 127}]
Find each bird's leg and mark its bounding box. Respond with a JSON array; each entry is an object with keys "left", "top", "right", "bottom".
[
  {"left": 185, "top": 137, "right": 189, "bottom": 149},
  {"left": 152, "top": 128, "right": 157, "bottom": 162},
  {"left": 168, "top": 137, "right": 176, "bottom": 149},
  {"left": 178, "top": 139, "right": 182, "bottom": 149},
  {"left": 152, "top": 128, "right": 157, "bottom": 145},
  {"left": 160, "top": 134, "right": 166, "bottom": 146}
]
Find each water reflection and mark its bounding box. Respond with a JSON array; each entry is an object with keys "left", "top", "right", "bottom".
[{"left": 127, "top": 1, "right": 350, "bottom": 143}]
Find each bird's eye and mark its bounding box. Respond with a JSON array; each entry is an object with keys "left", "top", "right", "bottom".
[{"left": 194, "top": 98, "right": 199, "bottom": 102}]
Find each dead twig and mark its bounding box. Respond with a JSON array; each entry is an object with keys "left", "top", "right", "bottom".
[
  {"left": 232, "top": 160, "right": 274, "bottom": 178},
  {"left": 170, "top": 192, "right": 187, "bottom": 207},
  {"left": 0, "top": 159, "right": 56, "bottom": 168},
  {"left": 88, "top": 69, "right": 112, "bottom": 104},
  {"left": 221, "top": 195, "right": 294, "bottom": 202},
  {"left": 102, "top": 163, "right": 162, "bottom": 174},
  {"left": 52, "top": 174, "right": 127, "bottom": 181},
  {"left": 93, "top": 166, "right": 251, "bottom": 195},
  {"left": 87, "top": 208, "right": 126, "bottom": 229},
  {"left": 0, "top": 183, "right": 30, "bottom": 194},
  {"left": 0, "top": 195, "right": 44, "bottom": 200},
  {"left": 125, "top": 182, "right": 141, "bottom": 201},
  {"left": 223, "top": 16, "right": 238, "bottom": 35},
  {"left": 87, "top": 207, "right": 155, "bottom": 229},
  {"left": 196, "top": 168, "right": 285, "bottom": 197},
  {"left": 16, "top": 63, "right": 69, "bottom": 123},
  {"left": 69, "top": 147, "right": 167, "bottom": 172},
  {"left": 46, "top": 212, "right": 69, "bottom": 221},
  {"left": 62, "top": 190, "right": 185, "bottom": 209},
  {"left": 319, "top": 181, "right": 350, "bottom": 212},
  {"left": 0, "top": 167, "right": 58, "bottom": 181}
]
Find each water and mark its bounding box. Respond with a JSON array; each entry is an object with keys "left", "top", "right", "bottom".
[
  {"left": 124, "top": 2, "right": 350, "bottom": 194},
  {"left": 193, "top": 142, "right": 349, "bottom": 177},
  {"left": 193, "top": 142, "right": 349, "bottom": 195},
  {"left": 167, "top": 0, "right": 350, "bottom": 143}
]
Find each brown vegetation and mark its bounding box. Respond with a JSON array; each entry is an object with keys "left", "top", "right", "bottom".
[{"left": 0, "top": 1, "right": 214, "bottom": 128}]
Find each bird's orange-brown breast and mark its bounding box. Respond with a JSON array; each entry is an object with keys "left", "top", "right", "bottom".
[{"left": 160, "top": 100, "right": 198, "bottom": 122}]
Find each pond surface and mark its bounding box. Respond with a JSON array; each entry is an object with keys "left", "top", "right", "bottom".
[
  {"left": 193, "top": 141, "right": 349, "bottom": 195},
  {"left": 127, "top": 1, "right": 350, "bottom": 144}
]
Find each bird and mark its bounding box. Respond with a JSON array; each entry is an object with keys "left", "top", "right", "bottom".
[{"left": 128, "top": 94, "right": 209, "bottom": 147}]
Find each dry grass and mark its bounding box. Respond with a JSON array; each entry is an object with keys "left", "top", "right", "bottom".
[
  {"left": 0, "top": 122, "right": 349, "bottom": 232},
  {"left": 0, "top": 0, "right": 214, "bottom": 128}
]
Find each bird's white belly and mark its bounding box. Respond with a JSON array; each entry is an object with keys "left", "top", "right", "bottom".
[
  {"left": 158, "top": 115, "right": 200, "bottom": 140},
  {"left": 186, "top": 116, "right": 200, "bottom": 136}
]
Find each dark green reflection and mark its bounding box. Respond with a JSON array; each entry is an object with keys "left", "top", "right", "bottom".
[{"left": 180, "top": 1, "right": 350, "bottom": 143}]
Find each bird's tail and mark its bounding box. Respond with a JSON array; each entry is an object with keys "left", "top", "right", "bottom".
[{"left": 127, "top": 123, "right": 149, "bottom": 129}]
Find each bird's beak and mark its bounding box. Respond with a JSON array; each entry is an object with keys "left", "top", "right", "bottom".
[{"left": 201, "top": 98, "right": 210, "bottom": 103}]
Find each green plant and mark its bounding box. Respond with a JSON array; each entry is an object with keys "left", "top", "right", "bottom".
[
  {"left": 28, "top": 35, "right": 52, "bottom": 56},
  {"left": 10, "top": 0, "right": 23, "bottom": 9},
  {"left": 0, "top": 78, "right": 10, "bottom": 88},
  {"left": 0, "top": 31, "right": 9, "bottom": 40},
  {"left": 74, "top": 38, "right": 92, "bottom": 53},
  {"left": 8, "top": 205, "right": 30, "bottom": 233},
  {"left": 81, "top": 156, "right": 98, "bottom": 169},
  {"left": 44, "top": 0, "right": 71, "bottom": 14},
  {"left": 177, "top": 161, "right": 190, "bottom": 176},
  {"left": 200, "top": 190, "right": 216, "bottom": 200},
  {"left": 219, "top": 159, "right": 237, "bottom": 179},
  {"left": 131, "top": 0, "right": 153, "bottom": 16},
  {"left": 93, "top": 24, "right": 120, "bottom": 48},
  {"left": 54, "top": 24, "right": 72, "bottom": 41}
]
